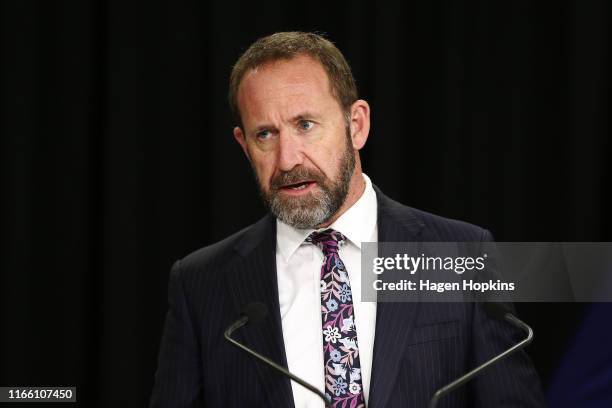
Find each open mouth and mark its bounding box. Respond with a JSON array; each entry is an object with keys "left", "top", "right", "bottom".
[{"left": 280, "top": 181, "right": 316, "bottom": 191}]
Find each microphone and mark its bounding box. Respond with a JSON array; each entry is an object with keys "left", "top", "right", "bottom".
[
  {"left": 224, "top": 302, "right": 332, "bottom": 407},
  {"left": 428, "top": 303, "right": 534, "bottom": 408}
]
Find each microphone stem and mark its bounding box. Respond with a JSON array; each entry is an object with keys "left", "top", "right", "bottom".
[
  {"left": 428, "top": 313, "right": 533, "bottom": 408},
  {"left": 224, "top": 324, "right": 332, "bottom": 407}
]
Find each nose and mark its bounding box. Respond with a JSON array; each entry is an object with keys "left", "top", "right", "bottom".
[{"left": 277, "top": 131, "right": 304, "bottom": 172}]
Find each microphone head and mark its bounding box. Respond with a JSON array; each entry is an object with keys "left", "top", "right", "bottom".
[
  {"left": 482, "top": 302, "right": 511, "bottom": 321},
  {"left": 242, "top": 302, "right": 268, "bottom": 325}
]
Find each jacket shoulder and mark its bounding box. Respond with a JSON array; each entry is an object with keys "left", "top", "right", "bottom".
[
  {"left": 175, "top": 215, "right": 273, "bottom": 279},
  {"left": 408, "top": 206, "right": 492, "bottom": 241},
  {"left": 375, "top": 187, "right": 492, "bottom": 241}
]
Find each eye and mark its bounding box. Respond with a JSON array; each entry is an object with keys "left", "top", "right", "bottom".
[
  {"left": 298, "top": 120, "right": 314, "bottom": 131},
  {"left": 256, "top": 129, "right": 272, "bottom": 140}
]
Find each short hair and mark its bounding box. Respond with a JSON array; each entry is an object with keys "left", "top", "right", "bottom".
[{"left": 228, "top": 31, "right": 358, "bottom": 128}]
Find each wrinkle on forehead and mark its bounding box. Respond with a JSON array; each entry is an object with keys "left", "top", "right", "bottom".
[{"left": 237, "top": 55, "right": 338, "bottom": 128}]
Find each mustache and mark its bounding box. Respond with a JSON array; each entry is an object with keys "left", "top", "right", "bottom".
[{"left": 270, "top": 167, "right": 325, "bottom": 190}]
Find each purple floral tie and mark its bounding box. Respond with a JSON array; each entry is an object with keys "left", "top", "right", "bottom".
[{"left": 307, "top": 229, "right": 366, "bottom": 408}]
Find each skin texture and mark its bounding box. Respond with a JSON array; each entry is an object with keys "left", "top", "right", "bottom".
[{"left": 233, "top": 54, "right": 371, "bottom": 228}]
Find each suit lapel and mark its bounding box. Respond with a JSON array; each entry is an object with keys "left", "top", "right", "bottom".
[
  {"left": 368, "top": 187, "right": 425, "bottom": 408},
  {"left": 225, "top": 215, "right": 295, "bottom": 407}
]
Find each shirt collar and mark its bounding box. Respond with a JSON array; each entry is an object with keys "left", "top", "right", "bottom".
[{"left": 276, "top": 173, "right": 378, "bottom": 262}]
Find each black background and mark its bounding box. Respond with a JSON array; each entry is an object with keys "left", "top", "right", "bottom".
[{"left": 1, "top": 0, "right": 610, "bottom": 406}]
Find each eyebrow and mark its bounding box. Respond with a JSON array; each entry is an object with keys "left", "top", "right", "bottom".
[{"left": 290, "top": 111, "right": 319, "bottom": 122}]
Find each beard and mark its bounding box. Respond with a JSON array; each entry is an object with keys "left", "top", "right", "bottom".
[{"left": 252, "top": 129, "right": 355, "bottom": 229}]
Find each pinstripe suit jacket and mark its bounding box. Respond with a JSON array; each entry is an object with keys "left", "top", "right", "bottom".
[{"left": 150, "top": 186, "right": 546, "bottom": 407}]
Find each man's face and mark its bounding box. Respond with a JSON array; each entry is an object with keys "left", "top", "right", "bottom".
[{"left": 234, "top": 54, "right": 355, "bottom": 229}]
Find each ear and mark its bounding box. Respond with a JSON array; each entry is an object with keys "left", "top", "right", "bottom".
[
  {"left": 348, "top": 99, "right": 370, "bottom": 150},
  {"left": 233, "top": 126, "right": 251, "bottom": 161}
]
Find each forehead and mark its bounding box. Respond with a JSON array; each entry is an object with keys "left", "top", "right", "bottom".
[{"left": 237, "top": 55, "right": 339, "bottom": 123}]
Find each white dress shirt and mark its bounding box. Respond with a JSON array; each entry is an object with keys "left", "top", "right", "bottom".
[{"left": 276, "top": 173, "right": 378, "bottom": 408}]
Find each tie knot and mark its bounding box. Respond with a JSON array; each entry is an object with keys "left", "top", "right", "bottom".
[{"left": 306, "top": 228, "right": 346, "bottom": 254}]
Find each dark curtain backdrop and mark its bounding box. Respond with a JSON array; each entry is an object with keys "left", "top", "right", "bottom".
[{"left": 1, "top": 0, "right": 610, "bottom": 406}]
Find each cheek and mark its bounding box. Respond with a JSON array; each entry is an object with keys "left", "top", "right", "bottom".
[
  {"left": 309, "top": 136, "right": 345, "bottom": 173},
  {"left": 249, "top": 153, "right": 276, "bottom": 184},
  {"left": 303, "top": 149, "right": 336, "bottom": 181}
]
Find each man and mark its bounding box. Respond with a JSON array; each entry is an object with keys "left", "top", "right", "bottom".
[{"left": 151, "top": 32, "right": 545, "bottom": 407}]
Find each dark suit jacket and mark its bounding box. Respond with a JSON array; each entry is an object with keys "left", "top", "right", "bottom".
[{"left": 151, "top": 187, "right": 546, "bottom": 407}]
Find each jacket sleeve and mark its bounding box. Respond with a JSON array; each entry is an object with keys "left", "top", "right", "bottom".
[
  {"left": 469, "top": 301, "right": 547, "bottom": 407},
  {"left": 469, "top": 229, "right": 547, "bottom": 407},
  {"left": 150, "top": 260, "right": 204, "bottom": 408}
]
